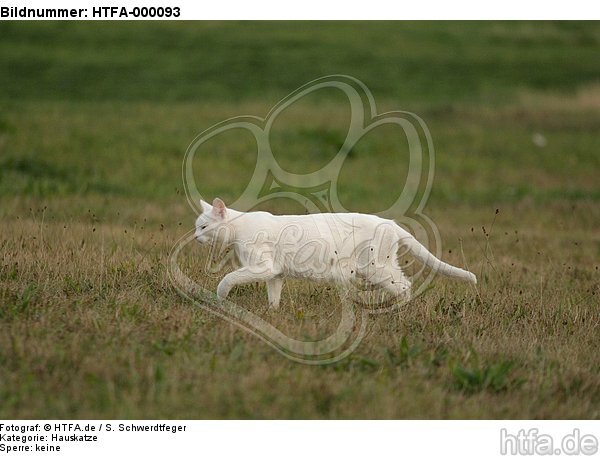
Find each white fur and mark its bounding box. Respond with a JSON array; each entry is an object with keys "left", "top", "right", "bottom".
[{"left": 195, "top": 198, "right": 476, "bottom": 308}]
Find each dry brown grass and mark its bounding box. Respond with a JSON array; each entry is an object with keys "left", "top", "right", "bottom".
[{"left": 1, "top": 196, "right": 598, "bottom": 419}]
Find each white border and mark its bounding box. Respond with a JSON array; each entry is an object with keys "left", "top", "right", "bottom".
[
  {"left": 1, "top": 0, "right": 599, "bottom": 20},
  {"left": 1, "top": 421, "right": 598, "bottom": 456}
]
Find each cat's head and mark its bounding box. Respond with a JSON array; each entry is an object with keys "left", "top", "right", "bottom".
[{"left": 194, "top": 197, "right": 228, "bottom": 244}]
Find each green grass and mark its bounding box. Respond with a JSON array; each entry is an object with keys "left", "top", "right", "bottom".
[
  {"left": 0, "top": 22, "right": 599, "bottom": 418},
  {"left": 1, "top": 22, "right": 599, "bottom": 103}
]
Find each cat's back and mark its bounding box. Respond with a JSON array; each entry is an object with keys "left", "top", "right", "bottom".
[
  {"left": 266, "top": 211, "right": 386, "bottom": 232},
  {"left": 238, "top": 209, "right": 388, "bottom": 228}
]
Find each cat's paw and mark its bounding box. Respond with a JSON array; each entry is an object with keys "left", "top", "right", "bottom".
[{"left": 216, "top": 282, "right": 231, "bottom": 300}]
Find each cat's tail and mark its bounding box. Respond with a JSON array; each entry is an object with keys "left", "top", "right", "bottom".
[{"left": 395, "top": 225, "right": 477, "bottom": 284}]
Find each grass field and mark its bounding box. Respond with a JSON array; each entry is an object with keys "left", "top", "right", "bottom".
[{"left": 0, "top": 22, "right": 599, "bottom": 419}]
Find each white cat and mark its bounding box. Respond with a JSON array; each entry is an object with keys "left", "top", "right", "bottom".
[{"left": 195, "top": 198, "right": 476, "bottom": 308}]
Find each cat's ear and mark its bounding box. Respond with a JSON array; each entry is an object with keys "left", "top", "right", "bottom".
[
  {"left": 212, "top": 198, "right": 227, "bottom": 219},
  {"left": 199, "top": 200, "right": 212, "bottom": 214}
]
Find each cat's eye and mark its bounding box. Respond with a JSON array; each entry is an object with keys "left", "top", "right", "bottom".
[{"left": 201, "top": 224, "right": 208, "bottom": 230}]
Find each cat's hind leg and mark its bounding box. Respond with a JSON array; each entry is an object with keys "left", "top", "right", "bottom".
[
  {"left": 266, "top": 277, "right": 284, "bottom": 309},
  {"left": 372, "top": 267, "right": 411, "bottom": 302}
]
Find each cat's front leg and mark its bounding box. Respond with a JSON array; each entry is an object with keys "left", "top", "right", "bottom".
[
  {"left": 266, "top": 278, "right": 284, "bottom": 309},
  {"left": 216, "top": 278, "right": 233, "bottom": 300},
  {"left": 216, "top": 264, "right": 277, "bottom": 300}
]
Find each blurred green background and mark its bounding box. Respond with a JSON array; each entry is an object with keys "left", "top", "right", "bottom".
[
  {"left": 1, "top": 22, "right": 599, "bottom": 102},
  {"left": 1, "top": 22, "right": 599, "bottom": 212},
  {"left": 0, "top": 22, "right": 598, "bottom": 209}
]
